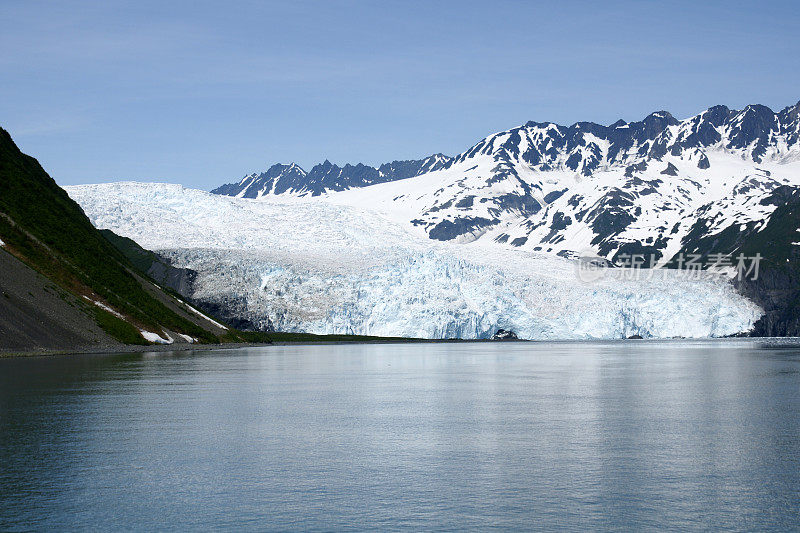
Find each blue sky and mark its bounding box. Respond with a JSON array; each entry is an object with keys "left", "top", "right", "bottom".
[{"left": 1, "top": 0, "right": 798, "bottom": 190}]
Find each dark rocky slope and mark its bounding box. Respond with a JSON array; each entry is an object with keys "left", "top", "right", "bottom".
[
  {"left": 0, "top": 248, "right": 115, "bottom": 352},
  {"left": 97, "top": 230, "right": 267, "bottom": 332},
  {"left": 99, "top": 229, "right": 197, "bottom": 296}
]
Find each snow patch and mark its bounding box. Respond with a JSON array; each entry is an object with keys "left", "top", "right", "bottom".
[
  {"left": 139, "top": 330, "right": 173, "bottom": 344},
  {"left": 174, "top": 296, "right": 228, "bottom": 330},
  {"left": 82, "top": 296, "right": 125, "bottom": 319},
  {"left": 177, "top": 333, "right": 196, "bottom": 343}
]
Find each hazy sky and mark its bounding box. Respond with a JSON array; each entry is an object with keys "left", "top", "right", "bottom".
[{"left": 2, "top": 0, "right": 799, "bottom": 190}]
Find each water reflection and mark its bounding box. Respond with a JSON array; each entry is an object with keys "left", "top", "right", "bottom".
[{"left": 1, "top": 341, "right": 799, "bottom": 530}]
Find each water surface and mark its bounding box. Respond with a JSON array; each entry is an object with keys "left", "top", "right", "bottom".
[{"left": 1, "top": 340, "right": 799, "bottom": 530}]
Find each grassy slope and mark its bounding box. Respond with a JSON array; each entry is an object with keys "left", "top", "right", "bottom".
[{"left": 0, "top": 127, "right": 216, "bottom": 344}]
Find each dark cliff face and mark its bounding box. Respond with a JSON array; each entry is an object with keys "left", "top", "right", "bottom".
[
  {"left": 97, "top": 229, "right": 274, "bottom": 332},
  {"left": 736, "top": 267, "right": 800, "bottom": 336}
]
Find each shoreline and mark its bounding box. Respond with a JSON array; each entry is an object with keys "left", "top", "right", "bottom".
[
  {"left": 4, "top": 335, "right": 800, "bottom": 359},
  {"left": 0, "top": 336, "right": 497, "bottom": 359}
]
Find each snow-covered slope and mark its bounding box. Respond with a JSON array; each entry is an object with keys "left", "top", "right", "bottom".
[{"left": 66, "top": 182, "right": 760, "bottom": 339}]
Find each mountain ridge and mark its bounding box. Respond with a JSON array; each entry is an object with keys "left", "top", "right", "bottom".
[
  {"left": 213, "top": 100, "right": 800, "bottom": 201},
  {"left": 212, "top": 153, "right": 452, "bottom": 198}
]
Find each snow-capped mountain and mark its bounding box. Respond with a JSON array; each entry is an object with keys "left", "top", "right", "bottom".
[
  {"left": 212, "top": 154, "right": 451, "bottom": 198},
  {"left": 213, "top": 101, "right": 800, "bottom": 266}
]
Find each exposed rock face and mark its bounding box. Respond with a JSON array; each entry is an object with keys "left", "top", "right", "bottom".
[
  {"left": 660, "top": 162, "right": 679, "bottom": 176},
  {"left": 100, "top": 229, "right": 198, "bottom": 297},
  {"left": 492, "top": 329, "right": 519, "bottom": 340},
  {"left": 726, "top": 188, "right": 800, "bottom": 336},
  {"left": 99, "top": 229, "right": 272, "bottom": 332},
  {"left": 190, "top": 299, "right": 274, "bottom": 333},
  {"left": 0, "top": 248, "right": 115, "bottom": 351},
  {"left": 146, "top": 259, "right": 197, "bottom": 297},
  {"left": 735, "top": 267, "right": 800, "bottom": 336}
]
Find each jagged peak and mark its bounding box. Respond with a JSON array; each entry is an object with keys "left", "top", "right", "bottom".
[
  {"left": 307, "top": 159, "right": 339, "bottom": 174},
  {"left": 707, "top": 104, "right": 730, "bottom": 112},
  {"left": 251, "top": 162, "right": 307, "bottom": 178},
  {"left": 379, "top": 153, "right": 451, "bottom": 167},
  {"left": 694, "top": 104, "right": 732, "bottom": 126},
  {"left": 642, "top": 110, "right": 678, "bottom": 126},
  {"left": 741, "top": 103, "right": 775, "bottom": 115},
  {"left": 524, "top": 120, "right": 557, "bottom": 129}
]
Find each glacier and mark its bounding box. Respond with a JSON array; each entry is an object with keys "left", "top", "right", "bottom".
[{"left": 66, "top": 182, "right": 761, "bottom": 340}]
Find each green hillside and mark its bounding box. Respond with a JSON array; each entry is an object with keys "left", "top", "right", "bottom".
[{"left": 0, "top": 127, "right": 218, "bottom": 344}]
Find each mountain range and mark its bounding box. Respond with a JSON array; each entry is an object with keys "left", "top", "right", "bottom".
[{"left": 212, "top": 155, "right": 451, "bottom": 198}]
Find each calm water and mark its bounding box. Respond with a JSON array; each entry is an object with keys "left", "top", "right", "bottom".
[{"left": 1, "top": 340, "right": 800, "bottom": 531}]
